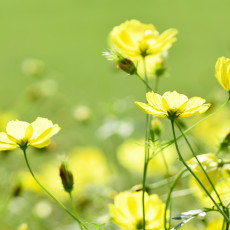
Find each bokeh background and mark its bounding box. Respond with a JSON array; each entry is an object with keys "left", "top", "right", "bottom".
[{"left": 0, "top": 0, "right": 230, "bottom": 229}]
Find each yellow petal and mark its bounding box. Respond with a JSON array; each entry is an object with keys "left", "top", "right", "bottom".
[
  {"left": 30, "top": 139, "right": 50, "bottom": 148},
  {"left": 146, "top": 91, "right": 165, "bottom": 112},
  {"left": 135, "top": 101, "right": 166, "bottom": 117},
  {"left": 180, "top": 104, "right": 211, "bottom": 117},
  {"left": 6, "top": 120, "right": 30, "bottom": 141},
  {"left": 162, "top": 91, "right": 188, "bottom": 111}
]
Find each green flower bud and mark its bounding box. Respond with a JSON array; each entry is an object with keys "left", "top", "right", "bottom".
[
  {"left": 59, "top": 163, "right": 74, "bottom": 193},
  {"left": 219, "top": 131, "right": 230, "bottom": 152},
  {"left": 103, "top": 49, "right": 136, "bottom": 75},
  {"left": 151, "top": 119, "right": 163, "bottom": 137}
]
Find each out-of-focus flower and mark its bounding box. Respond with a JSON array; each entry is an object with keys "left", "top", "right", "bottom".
[
  {"left": 192, "top": 107, "right": 230, "bottom": 149},
  {"left": 109, "top": 20, "right": 177, "bottom": 59},
  {"left": 215, "top": 57, "right": 230, "bottom": 92},
  {"left": 205, "top": 218, "right": 223, "bottom": 230},
  {"left": 34, "top": 200, "right": 52, "bottom": 218},
  {"left": 0, "top": 117, "right": 60, "bottom": 150},
  {"left": 117, "top": 139, "right": 176, "bottom": 175},
  {"left": 109, "top": 191, "right": 165, "bottom": 230},
  {"left": 22, "top": 147, "right": 111, "bottom": 200},
  {"left": 96, "top": 117, "right": 134, "bottom": 139},
  {"left": 187, "top": 153, "right": 219, "bottom": 194},
  {"left": 27, "top": 79, "right": 58, "bottom": 100},
  {"left": 18, "top": 223, "right": 28, "bottom": 230},
  {"left": 135, "top": 91, "right": 210, "bottom": 119},
  {"left": 22, "top": 58, "right": 45, "bottom": 77},
  {"left": 73, "top": 105, "right": 92, "bottom": 123}
]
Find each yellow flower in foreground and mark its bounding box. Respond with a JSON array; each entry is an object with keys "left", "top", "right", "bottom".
[
  {"left": 135, "top": 91, "right": 210, "bottom": 119},
  {"left": 109, "top": 191, "right": 165, "bottom": 230},
  {"left": 0, "top": 117, "right": 60, "bottom": 150},
  {"left": 109, "top": 20, "right": 177, "bottom": 58},
  {"left": 187, "top": 153, "right": 219, "bottom": 194},
  {"left": 215, "top": 56, "right": 230, "bottom": 92}
]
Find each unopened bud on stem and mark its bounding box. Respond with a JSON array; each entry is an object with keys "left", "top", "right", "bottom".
[{"left": 59, "top": 163, "right": 74, "bottom": 193}]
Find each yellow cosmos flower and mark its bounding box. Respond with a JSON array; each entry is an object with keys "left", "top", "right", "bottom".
[
  {"left": 215, "top": 56, "right": 230, "bottom": 92},
  {"left": 109, "top": 191, "right": 165, "bottom": 230},
  {"left": 135, "top": 91, "right": 211, "bottom": 119},
  {"left": 0, "top": 117, "right": 60, "bottom": 150},
  {"left": 109, "top": 19, "right": 177, "bottom": 58},
  {"left": 187, "top": 153, "right": 219, "bottom": 194}
]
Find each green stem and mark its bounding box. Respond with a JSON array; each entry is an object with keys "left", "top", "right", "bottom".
[
  {"left": 175, "top": 121, "right": 224, "bottom": 207},
  {"left": 150, "top": 97, "right": 230, "bottom": 160},
  {"left": 171, "top": 120, "right": 230, "bottom": 224},
  {"left": 164, "top": 168, "right": 187, "bottom": 230},
  {"left": 142, "top": 57, "right": 151, "bottom": 230},
  {"left": 135, "top": 72, "right": 153, "bottom": 91},
  {"left": 22, "top": 148, "right": 88, "bottom": 230}
]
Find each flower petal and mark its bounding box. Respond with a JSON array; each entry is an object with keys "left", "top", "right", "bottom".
[
  {"left": 180, "top": 104, "right": 211, "bottom": 117},
  {"left": 146, "top": 92, "right": 165, "bottom": 112},
  {"left": 135, "top": 102, "right": 166, "bottom": 117},
  {"left": 6, "top": 120, "right": 30, "bottom": 141},
  {"left": 162, "top": 91, "right": 188, "bottom": 111}
]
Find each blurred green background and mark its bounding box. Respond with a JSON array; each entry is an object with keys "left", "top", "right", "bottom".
[{"left": 0, "top": 0, "right": 230, "bottom": 229}]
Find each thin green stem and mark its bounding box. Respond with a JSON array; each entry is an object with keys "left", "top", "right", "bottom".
[
  {"left": 142, "top": 57, "right": 151, "bottom": 230},
  {"left": 171, "top": 120, "right": 230, "bottom": 224},
  {"left": 69, "top": 192, "right": 84, "bottom": 230},
  {"left": 175, "top": 121, "right": 224, "bottom": 207},
  {"left": 150, "top": 97, "right": 230, "bottom": 160},
  {"left": 136, "top": 72, "right": 153, "bottom": 91},
  {"left": 164, "top": 168, "right": 187, "bottom": 230},
  {"left": 22, "top": 148, "right": 88, "bottom": 230}
]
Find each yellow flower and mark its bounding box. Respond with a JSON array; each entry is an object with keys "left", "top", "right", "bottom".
[
  {"left": 135, "top": 91, "right": 210, "bottom": 119},
  {"left": 109, "top": 191, "right": 165, "bottom": 230},
  {"left": 215, "top": 56, "right": 230, "bottom": 92},
  {"left": 109, "top": 20, "right": 177, "bottom": 58},
  {"left": 0, "top": 117, "right": 60, "bottom": 150},
  {"left": 187, "top": 153, "right": 219, "bottom": 194}
]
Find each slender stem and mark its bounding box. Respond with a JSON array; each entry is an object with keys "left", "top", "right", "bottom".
[
  {"left": 171, "top": 120, "right": 230, "bottom": 223},
  {"left": 150, "top": 97, "right": 230, "bottom": 160},
  {"left": 22, "top": 148, "right": 88, "bottom": 230},
  {"left": 135, "top": 72, "right": 153, "bottom": 91},
  {"left": 175, "top": 121, "right": 224, "bottom": 207},
  {"left": 226, "top": 208, "right": 229, "bottom": 230},
  {"left": 142, "top": 57, "right": 151, "bottom": 230},
  {"left": 69, "top": 192, "right": 83, "bottom": 230},
  {"left": 164, "top": 168, "right": 187, "bottom": 230}
]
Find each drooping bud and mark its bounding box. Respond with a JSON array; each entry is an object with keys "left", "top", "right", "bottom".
[
  {"left": 103, "top": 49, "right": 136, "bottom": 75},
  {"left": 59, "top": 163, "right": 74, "bottom": 193},
  {"left": 12, "top": 183, "right": 22, "bottom": 197},
  {"left": 151, "top": 119, "right": 163, "bottom": 137},
  {"left": 154, "top": 59, "right": 166, "bottom": 77},
  {"left": 219, "top": 130, "right": 230, "bottom": 152}
]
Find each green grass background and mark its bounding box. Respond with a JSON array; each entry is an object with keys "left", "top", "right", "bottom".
[{"left": 0, "top": 0, "right": 230, "bottom": 229}]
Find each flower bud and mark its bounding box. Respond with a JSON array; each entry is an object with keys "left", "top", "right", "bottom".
[
  {"left": 103, "top": 49, "right": 136, "bottom": 75},
  {"left": 219, "top": 130, "right": 230, "bottom": 152},
  {"left": 154, "top": 59, "right": 166, "bottom": 77},
  {"left": 59, "top": 163, "right": 74, "bottom": 193},
  {"left": 215, "top": 57, "right": 230, "bottom": 93},
  {"left": 151, "top": 119, "right": 163, "bottom": 137},
  {"left": 12, "top": 184, "right": 22, "bottom": 197}
]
